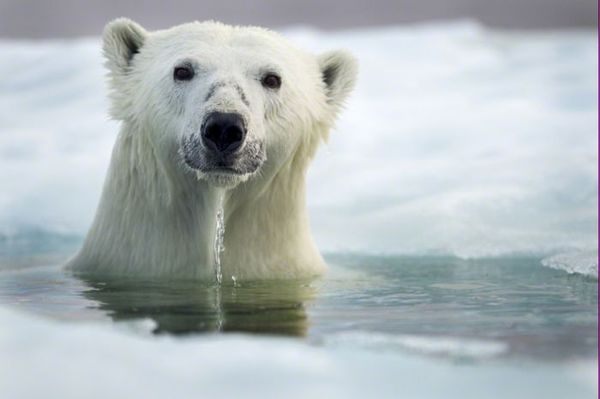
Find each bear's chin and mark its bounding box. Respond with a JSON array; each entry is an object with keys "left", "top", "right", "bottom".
[{"left": 195, "top": 170, "right": 252, "bottom": 189}]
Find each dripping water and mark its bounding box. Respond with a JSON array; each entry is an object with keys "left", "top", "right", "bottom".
[
  {"left": 213, "top": 205, "right": 226, "bottom": 331},
  {"left": 214, "top": 208, "right": 225, "bottom": 285}
]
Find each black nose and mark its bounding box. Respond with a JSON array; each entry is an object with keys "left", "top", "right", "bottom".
[{"left": 202, "top": 112, "right": 246, "bottom": 154}]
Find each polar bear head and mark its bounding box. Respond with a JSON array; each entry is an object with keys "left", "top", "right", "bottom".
[{"left": 103, "top": 19, "right": 357, "bottom": 188}]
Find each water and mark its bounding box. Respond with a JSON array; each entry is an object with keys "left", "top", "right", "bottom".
[
  {"left": 213, "top": 207, "right": 226, "bottom": 331},
  {"left": 0, "top": 252, "right": 596, "bottom": 357},
  {"left": 214, "top": 208, "right": 225, "bottom": 285}
]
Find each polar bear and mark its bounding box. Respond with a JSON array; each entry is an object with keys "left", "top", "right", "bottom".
[{"left": 67, "top": 18, "right": 357, "bottom": 280}]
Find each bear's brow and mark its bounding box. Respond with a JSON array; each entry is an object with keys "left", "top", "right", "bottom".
[{"left": 204, "top": 82, "right": 224, "bottom": 102}]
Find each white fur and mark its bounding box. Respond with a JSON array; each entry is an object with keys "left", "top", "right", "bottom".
[{"left": 67, "top": 18, "right": 358, "bottom": 280}]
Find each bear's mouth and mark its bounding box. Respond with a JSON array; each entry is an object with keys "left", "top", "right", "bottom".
[
  {"left": 181, "top": 137, "right": 266, "bottom": 182},
  {"left": 203, "top": 164, "right": 247, "bottom": 175}
]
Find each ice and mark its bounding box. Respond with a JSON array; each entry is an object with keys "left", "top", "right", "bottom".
[
  {"left": 541, "top": 250, "right": 598, "bottom": 278},
  {"left": 0, "top": 21, "right": 596, "bottom": 259},
  {"left": 297, "top": 23, "right": 597, "bottom": 257},
  {"left": 0, "top": 306, "right": 596, "bottom": 399}
]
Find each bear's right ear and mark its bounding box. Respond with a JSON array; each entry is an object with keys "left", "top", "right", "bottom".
[{"left": 102, "top": 18, "right": 147, "bottom": 75}]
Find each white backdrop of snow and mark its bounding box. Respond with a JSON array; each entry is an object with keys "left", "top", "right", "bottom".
[{"left": 0, "top": 21, "right": 596, "bottom": 259}]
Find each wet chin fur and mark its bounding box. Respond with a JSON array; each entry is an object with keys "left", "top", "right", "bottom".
[
  {"left": 182, "top": 140, "right": 265, "bottom": 188},
  {"left": 195, "top": 169, "right": 252, "bottom": 188}
]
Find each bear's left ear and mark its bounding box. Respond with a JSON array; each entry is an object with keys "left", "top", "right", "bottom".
[
  {"left": 103, "top": 18, "right": 148, "bottom": 76},
  {"left": 318, "top": 50, "right": 358, "bottom": 110}
]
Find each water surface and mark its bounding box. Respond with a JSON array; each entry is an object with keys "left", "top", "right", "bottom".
[{"left": 0, "top": 251, "right": 595, "bottom": 361}]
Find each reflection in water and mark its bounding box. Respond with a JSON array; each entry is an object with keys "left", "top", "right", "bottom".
[
  {"left": 0, "top": 256, "right": 596, "bottom": 361},
  {"left": 78, "top": 276, "right": 316, "bottom": 336}
]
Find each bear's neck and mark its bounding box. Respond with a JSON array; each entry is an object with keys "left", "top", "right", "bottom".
[
  {"left": 220, "top": 153, "right": 326, "bottom": 280},
  {"left": 71, "top": 126, "right": 226, "bottom": 279}
]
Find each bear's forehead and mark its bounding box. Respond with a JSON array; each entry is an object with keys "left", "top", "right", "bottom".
[{"left": 149, "top": 22, "right": 298, "bottom": 58}]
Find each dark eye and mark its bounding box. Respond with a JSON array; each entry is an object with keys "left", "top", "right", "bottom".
[
  {"left": 261, "top": 73, "right": 281, "bottom": 90},
  {"left": 174, "top": 65, "right": 194, "bottom": 81}
]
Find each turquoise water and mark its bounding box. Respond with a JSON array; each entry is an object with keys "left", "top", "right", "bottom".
[{"left": 0, "top": 246, "right": 596, "bottom": 361}]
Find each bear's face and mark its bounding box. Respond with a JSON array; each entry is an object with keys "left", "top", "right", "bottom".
[{"left": 103, "top": 19, "right": 357, "bottom": 188}]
